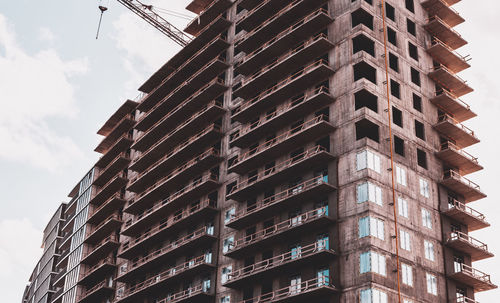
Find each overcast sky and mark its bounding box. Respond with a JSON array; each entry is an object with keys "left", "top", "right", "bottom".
[{"left": 0, "top": 0, "right": 499, "bottom": 302}]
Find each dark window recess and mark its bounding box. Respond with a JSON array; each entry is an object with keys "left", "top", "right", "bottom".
[
  {"left": 353, "top": 34, "right": 375, "bottom": 57},
  {"left": 228, "top": 156, "right": 237, "bottom": 167},
  {"left": 408, "top": 42, "right": 418, "bottom": 61},
  {"left": 354, "top": 61, "right": 377, "bottom": 84},
  {"left": 290, "top": 148, "right": 305, "bottom": 162},
  {"left": 413, "top": 93, "right": 422, "bottom": 112},
  {"left": 390, "top": 79, "right": 400, "bottom": 99},
  {"left": 417, "top": 148, "right": 428, "bottom": 169},
  {"left": 407, "top": 19, "right": 416, "bottom": 36},
  {"left": 394, "top": 135, "right": 405, "bottom": 156},
  {"left": 356, "top": 119, "right": 380, "bottom": 143},
  {"left": 389, "top": 53, "right": 399, "bottom": 72},
  {"left": 411, "top": 67, "right": 421, "bottom": 86},
  {"left": 351, "top": 8, "right": 374, "bottom": 30},
  {"left": 248, "top": 170, "right": 258, "bottom": 183},
  {"left": 316, "top": 136, "right": 330, "bottom": 152},
  {"left": 385, "top": 3, "right": 395, "bottom": 21},
  {"left": 392, "top": 107, "right": 403, "bottom": 127},
  {"left": 387, "top": 27, "right": 397, "bottom": 46},
  {"left": 226, "top": 181, "right": 237, "bottom": 195},
  {"left": 352, "top": 0, "right": 373, "bottom": 3},
  {"left": 236, "top": 5, "right": 244, "bottom": 14},
  {"left": 315, "top": 107, "right": 329, "bottom": 119},
  {"left": 415, "top": 120, "right": 425, "bottom": 140},
  {"left": 355, "top": 89, "right": 378, "bottom": 112},
  {"left": 406, "top": 0, "right": 414, "bottom": 13}
]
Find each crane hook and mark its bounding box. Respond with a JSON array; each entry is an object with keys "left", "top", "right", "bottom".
[{"left": 96, "top": 5, "right": 108, "bottom": 40}]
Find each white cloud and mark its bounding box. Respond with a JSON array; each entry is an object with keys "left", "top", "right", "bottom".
[
  {"left": 38, "top": 27, "right": 55, "bottom": 43},
  {"left": 0, "top": 218, "right": 42, "bottom": 302},
  {"left": 0, "top": 14, "right": 88, "bottom": 172}
]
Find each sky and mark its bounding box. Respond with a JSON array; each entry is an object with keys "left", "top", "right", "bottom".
[{"left": 0, "top": 0, "right": 499, "bottom": 302}]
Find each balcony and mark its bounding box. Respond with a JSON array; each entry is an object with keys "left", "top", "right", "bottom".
[
  {"left": 50, "top": 287, "right": 63, "bottom": 303},
  {"left": 92, "top": 152, "right": 131, "bottom": 187},
  {"left": 90, "top": 172, "right": 128, "bottom": 206},
  {"left": 427, "top": 38, "right": 470, "bottom": 73},
  {"left": 446, "top": 231, "right": 494, "bottom": 261},
  {"left": 76, "top": 280, "right": 114, "bottom": 303},
  {"left": 136, "top": 57, "right": 228, "bottom": 124},
  {"left": 78, "top": 257, "right": 116, "bottom": 287},
  {"left": 236, "top": 277, "right": 337, "bottom": 303},
  {"left": 185, "top": 0, "right": 233, "bottom": 35},
  {"left": 234, "top": 59, "right": 334, "bottom": 122},
  {"left": 53, "top": 268, "right": 66, "bottom": 288},
  {"left": 434, "top": 114, "right": 479, "bottom": 148},
  {"left": 95, "top": 134, "right": 133, "bottom": 169},
  {"left": 114, "top": 255, "right": 214, "bottom": 303},
  {"left": 455, "top": 296, "right": 479, "bottom": 303},
  {"left": 227, "top": 176, "right": 335, "bottom": 229},
  {"left": 424, "top": 16, "right": 467, "bottom": 50},
  {"left": 116, "top": 226, "right": 216, "bottom": 281},
  {"left": 449, "top": 263, "right": 497, "bottom": 292},
  {"left": 58, "top": 230, "right": 72, "bottom": 251},
  {"left": 228, "top": 146, "right": 334, "bottom": 201},
  {"left": 55, "top": 248, "right": 70, "bottom": 269},
  {"left": 429, "top": 65, "right": 473, "bottom": 97},
  {"left": 229, "top": 116, "right": 334, "bottom": 174},
  {"left": 231, "top": 87, "right": 334, "bottom": 148},
  {"left": 132, "top": 123, "right": 223, "bottom": 174},
  {"left": 125, "top": 172, "right": 220, "bottom": 214},
  {"left": 422, "top": 0, "right": 464, "bottom": 27},
  {"left": 441, "top": 170, "right": 486, "bottom": 202},
  {"left": 87, "top": 193, "right": 126, "bottom": 225},
  {"left": 235, "top": 34, "right": 333, "bottom": 99},
  {"left": 430, "top": 90, "right": 476, "bottom": 123},
  {"left": 95, "top": 113, "right": 136, "bottom": 154},
  {"left": 81, "top": 235, "right": 120, "bottom": 265},
  {"left": 135, "top": 83, "right": 226, "bottom": 149},
  {"left": 443, "top": 199, "right": 489, "bottom": 231},
  {"left": 128, "top": 149, "right": 222, "bottom": 205},
  {"left": 226, "top": 207, "right": 332, "bottom": 258},
  {"left": 84, "top": 213, "right": 123, "bottom": 245},
  {"left": 237, "top": 0, "right": 328, "bottom": 34},
  {"left": 236, "top": 9, "right": 333, "bottom": 76},
  {"left": 155, "top": 283, "right": 213, "bottom": 303},
  {"left": 436, "top": 142, "right": 482, "bottom": 175},
  {"left": 119, "top": 199, "right": 217, "bottom": 259}
]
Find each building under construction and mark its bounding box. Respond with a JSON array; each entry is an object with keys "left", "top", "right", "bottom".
[{"left": 22, "top": 0, "right": 496, "bottom": 302}]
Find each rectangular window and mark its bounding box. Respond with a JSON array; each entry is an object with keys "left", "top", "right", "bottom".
[
  {"left": 360, "top": 288, "right": 388, "bottom": 303},
  {"left": 290, "top": 275, "right": 302, "bottom": 294},
  {"left": 359, "top": 217, "right": 384, "bottom": 240},
  {"left": 400, "top": 230, "right": 411, "bottom": 251},
  {"left": 390, "top": 79, "right": 400, "bottom": 99},
  {"left": 385, "top": 3, "right": 395, "bottom": 21},
  {"left": 398, "top": 197, "right": 408, "bottom": 218},
  {"left": 356, "top": 149, "right": 381, "bottom": 173},
  {"left": 417, "top": 148, "right": 427, "bottom": 169},
  {"left": 317, "top": 268, "right": 330, "bottom": 286},
  {"left": 426, "top": 273, "right": 437, "bottom": 295},
  {"left": 392, "top": 107, "right": 403, "bottom": 127},
  {"left": 223, "top": 236, "right": 234, "bottom": 253},
  {"left": 388, "top": 27, "right": 397, "bottom": 46},
  {"left": 408, "top": 42, "right": 418, "bottom": 61},
  {"left": 389, "top": 53, "right": 399, "bottom": 72},
  {"left": 224, "top": 207, "right": 235, "bottom": 224},
  {"left": 407, "top": 19, "right": 416, "bottom": 36},
  {"left": 396, "top": 165, "right": 407, "bottom": 186},
  {"left": 406, "top": 0, "right": 415, "bottom": 13},
  {"left": 413, "top": 94, "right": 422, "bottom": 112},
  {"left": 291, "top": 244, "right": 302, "bottom": 259},
  {"left": 360, "top": 251, "right": 386, "bottom": 276},
  {"left": 424, "top": 240, "right": 435, "bottom": 261},
  {"left": 420, "top": 178, "right": 430, "bottom": 198},
  {"left": 401, "top": 263, "right": 413, "bottom": 286},
  {"left": 422, "top": 209, "right": 432, "bottom": 229},
  {"left": 357, "top": 182, "right": 383, "bottom": 205},
  {"left": 415, "top": 120, "right": 425, "bottom": 140},
  {"left": 220, "top": 296, "right": 231, "bottom": 303},
  {"left": 221, "top": 266, "right": 232, "bottom": 284},
  {"left": 411, "top": 67, "right": 421, "bottom": 86}
]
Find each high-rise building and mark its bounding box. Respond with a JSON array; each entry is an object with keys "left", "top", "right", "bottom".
[{"left": 23, "top": 0, "right": 496, "bottom": 302}]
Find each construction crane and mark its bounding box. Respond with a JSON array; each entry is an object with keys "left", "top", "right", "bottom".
[{"left": 96, "top": 0, "right": 192, "bottom": 47}]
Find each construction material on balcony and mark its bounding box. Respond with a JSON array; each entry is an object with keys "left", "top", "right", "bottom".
[
  {"left": 429, "top": 65, "right": 473, "bottom": 97},
  {"left": 443, "top": 199, "right": 489, "bottom": 231},
  {"left": 436, "top": 141, "right": 482, "bottom": 175},
  {"left": 448, "top": 263, "right": 497, "bottom": 292},
  {"left": 424, "top": 16, "right": 467, "bottom": 50},
  {"left": 434, "top": 114, "right": 479, "bottom": 148},
  {"left": 422, "top": 0, "right": 464, "bottom": 27},
  {"left": 430, "top": 90, "right": 476, "bottom": 123},
  {"left": 446, "top": 232, "right": 494, "bottom": 261},
  {"left": 440, "top": 170, "right": 486, "bottom": 202}
]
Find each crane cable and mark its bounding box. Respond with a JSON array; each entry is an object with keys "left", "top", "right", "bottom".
[{"left": 379, "top": 0, "right": 403, "bottom": 302}]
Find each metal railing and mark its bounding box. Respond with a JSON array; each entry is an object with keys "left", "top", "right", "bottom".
[
  {"left": 429, "top": 36, "right": 469, "bottom": 63},
  {"left": 427, "top": 15, "right": 463, "bottom": 39},
  {"left": 434, "top": 89, "right": 471, "bottom": 111},
  {"left": 94, "top": 152, "right": 130, "bottom": 180},
  {"left": 447, "top": 199, "right": 487, "bottom": 222},
  {"left": 456, "top": 296, "right": 479, "bottom": 303},
  {"left": 227, "top": 175, "right": 329, "bottom": 224},
  {"left": 95, "top": 133, "right": 133, "bottom": 166},
  {"left": 431, "top": 63, "right": 469, "bottom": 85},
  {"left": 448, "top": 231, "right": 489, "bottom": 252},
  {"left": 118, "top": 226, "right": 214, "bottom": 276},
  {"left": 85, "top": 213, "right": 122, "bottom": 239},
  {"left": 440, "top": 141, "right": 479, "bottom": 163},
  {"left": 237, "top": 276, "right": 335, "bottom": 303},
  {"left": 80, "top": 257, "right": 115, "bottom": 280},
  {"left": 78, "top": 279, "right": 112, "bottom": 300},
  {"left": 230, "top": 115, "right": 329, "bottom": 168},
  {"left": 155, "top": 282, "right": 210, "bottom": 303},
  {"left": 437, "top": 114, "right": 476, "bottom": 138},
  {"left": 88, "top": 193, "right": 124, "bottom": 219},
  {"left": 229, "top": 145, "right": 329, "bottom": 195},
  {"left": 443, "top": 170, "right": 481, "bottom": 191},
  {"left": 96, "top": 113, "right": 135, "bottom": 149},
  {"left": 228, "top": 207, "right": 328, "bottom": 252},
  {"left": 454, "top": 263, "right": 492, "bottom": 283},
  {"left": 121, "top": 199, "right": 216, "bottom": 252},
  {"left": 82, "top": 234, "right": 119, "bottom": 259},
  {"left": 116, "top": 254, "right": 212, "bottom": 300}
]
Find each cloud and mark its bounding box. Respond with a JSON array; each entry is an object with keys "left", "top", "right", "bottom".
[
  {"left": 0, "top": 14, "right": 88, "bottom": 172},
  {"left": 0, "top": 218, "right": 42, "bottom": 302},
  {"left": 38, "top": 27, "right": 55, "bottom": 42}
]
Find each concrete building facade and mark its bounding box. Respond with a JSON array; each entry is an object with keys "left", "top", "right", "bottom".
[{"left": 22, "top": 0, "right": 495, "bottom": 302}]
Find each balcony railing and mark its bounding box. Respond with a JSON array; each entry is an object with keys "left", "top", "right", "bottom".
[
  {"left": 85, "top": 213, "right": 122, "bottom": 244},
  {"left": 77, "top": 279, "right": 113, "bottom": 302},
  {"left": 228, "top": 207, "right": 328, "bottom": 253},
  {"left": 118, "top": 226, "right": 214, "bottom": 277},
  {"left": 155, "top": 282, "right": 211, "bottom": 303},
  {"left": 121, "top": 199, "right": 216, "bottom": 252},
  {"left": 428, "top": 37, "right": 470, "bottom": 73},
  {"left": 429, "top": 64, "right": 473, "bottom": 97},
  {"left": 237, "top": 277, "right": 336, "bottom": 303},
  {"left": 448, "top": 199, "right": 486, "bottom": 221},
  {"left": 443, "top": 169, "right": 481, "bottom": 190},
  {"left": 79, "top": 257, "right": 116, "bottom": 282},
  {"left": 431, "top": 89, "right": 475, "bottom": 122},
  {"left": 456, "top": 296, "right": 479, "bottom": 303},
  {"left": 87, "top": 193, "right": 125, "bottom": 224},
  {"left": 93, "top": 152, "right": 130, "bottom": 186},
  {"left": 441, "top": 141, "right": 478, "bottom": 164},
  {"left": 115, "top": 254, "right": 213, "bottom": 301},
  {"left": 451, "top": 263, "right": 496, "bottom": 291},
  {"left": 454, "top": 263, "right": 492, "bottom": 283},
  {"left": 91, "top": 171, "right": 128, "bottom": 205},
  {"left": 425, "top": 16, "right": 467, "bottom": 50},
  {"left": 446, "top": 231, "right": 493, "bottom": 261},
  {"left": 448, "top": 231, "right": 488, "bottom": 250},
  {"left": 227, "top": 175, "right": 332, "bottom": 227},
  {"left": 81, "top": 234, "right": 119, "bottom": 263},
  {"left": 436, "top": 114, "right": 478, "bottom": 146},
  {"left": 126, "top": 172, "right": 219, "bottom": 214},
  {"left": 228, "top": 145, "right": 332, "bottom": 198}
]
